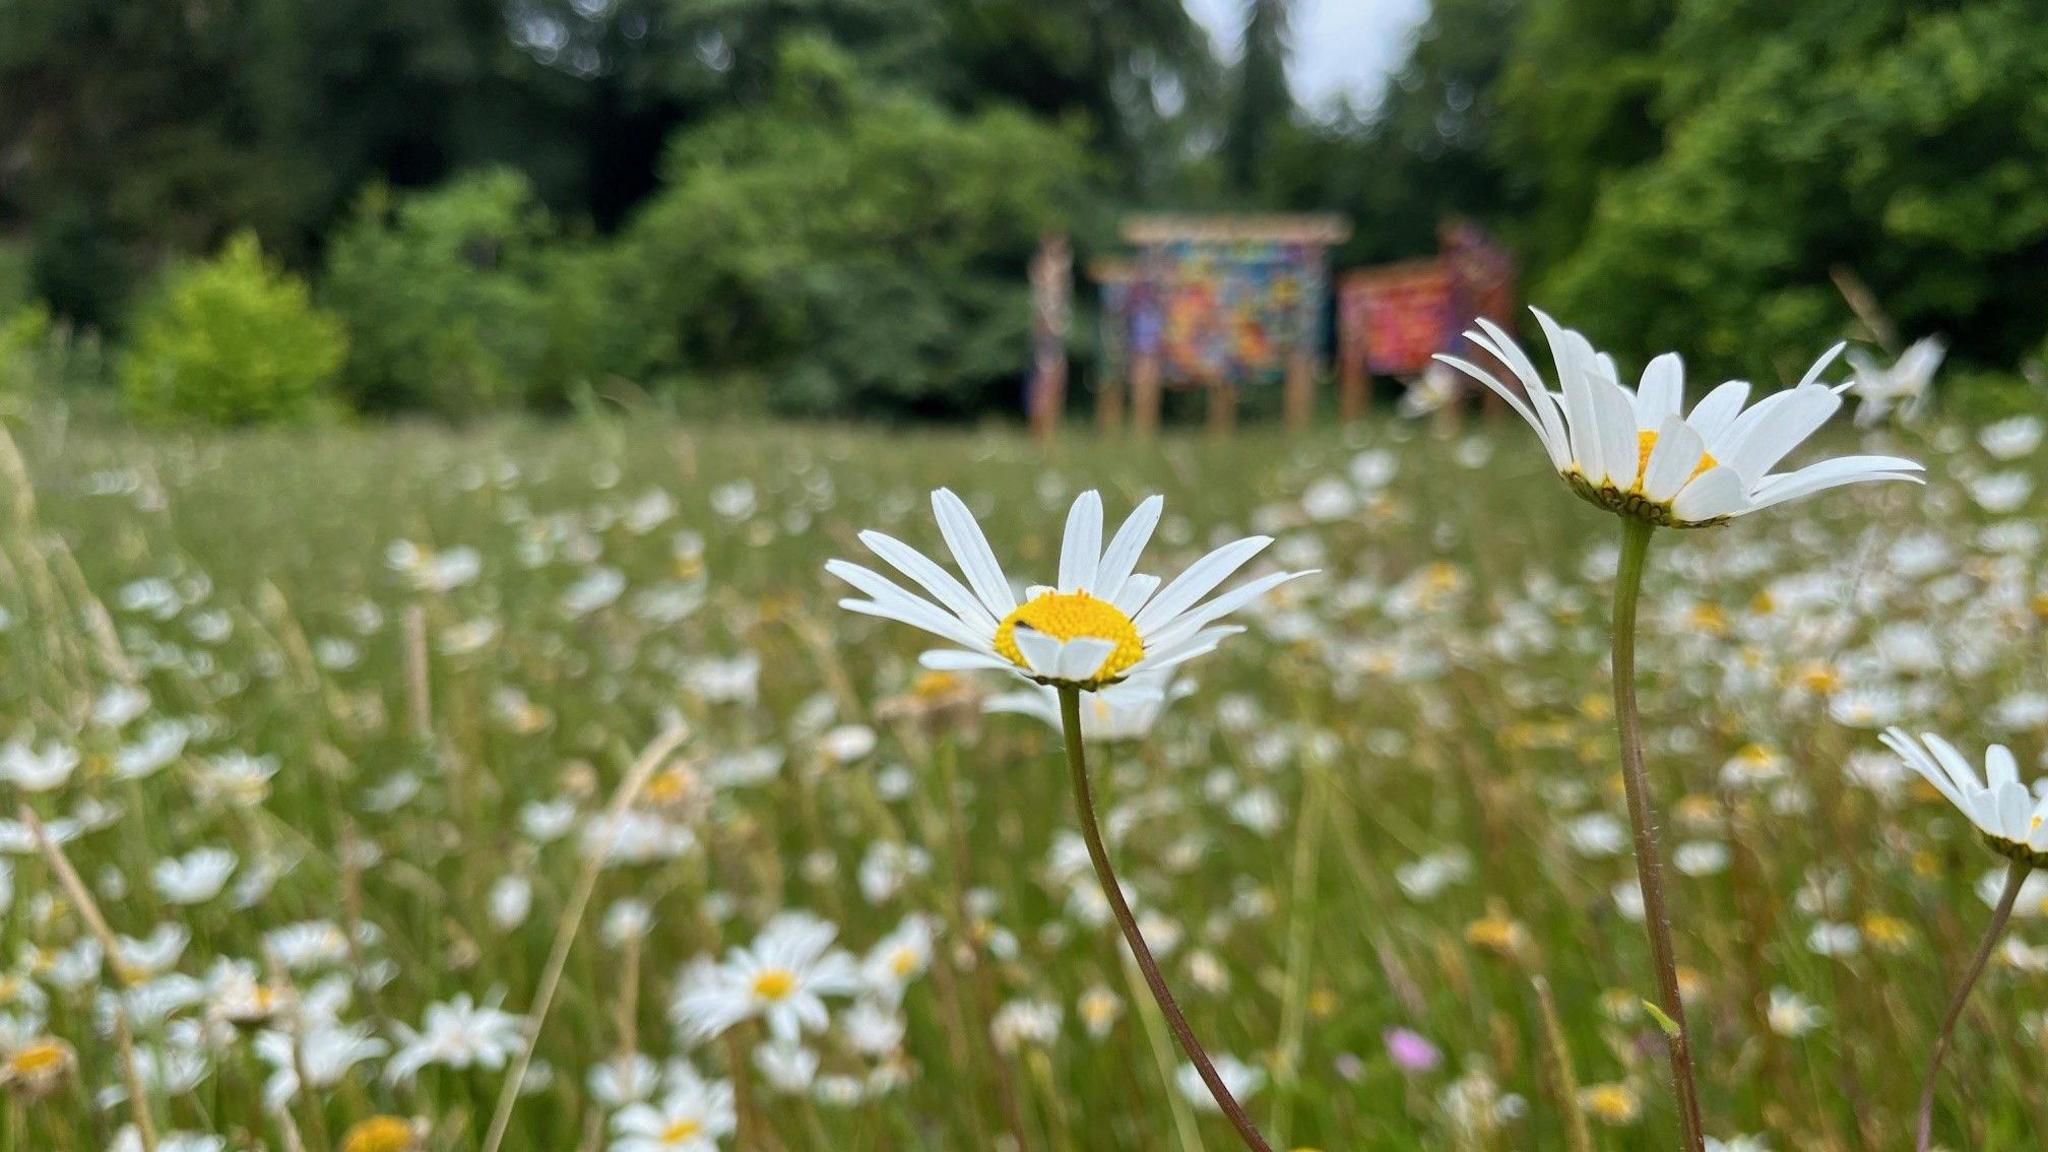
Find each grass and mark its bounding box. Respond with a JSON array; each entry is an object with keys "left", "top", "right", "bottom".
[{"left": 1, "top": 408, "right": 2044, "bottom": 1151}]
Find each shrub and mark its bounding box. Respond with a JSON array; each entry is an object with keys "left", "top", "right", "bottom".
[
  {"left": 120, "top": 233, "right": 346, "bottom": 425},
  {"left": 618, "top": 36, "right": 1092, "bottom": 417},
  {"left": 323, "top": 170, "right": 619, "bottom": 417}
]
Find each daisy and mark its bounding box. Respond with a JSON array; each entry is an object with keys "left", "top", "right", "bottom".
[
  {"left": 1846, "top": 335, "right": 1945, "bottom": 427},
  {"left": 609, "top": 1065, "right": 736, "bottom": 1152},
  {"left": 829, "top": 489, "right": 1310, "bottom": 691},
  {"left": 1879, "top": 728, "right": 2043, "bottom": 1152},
  {"left": 152, "top": 848, "right": 237, "bottom": 905},
  {"left": 384, "top": 993, "right": 524, "bottom": 1084},
  {"left": 1435, "top": 310, "right": 1922, "bottom": 527},
  {"left": 670, "top": 912, "right": 860, "bottom": 1044},
  {"left": 1880, "top": 729, "right": 2048, "bottom": 863}
]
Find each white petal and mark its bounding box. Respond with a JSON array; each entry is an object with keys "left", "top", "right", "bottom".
[
  {"left": 1988, "top": 745, "right": 2020, "bottom": 790},
  {"left": 1535, "top": 310, "right": 1604, "bottom": 480},
  {"left": 1056, "top": 637, "right": 1117, "bottom": 682},
  {"left": 1797, "top": 342, "right": 1848, "bottom": 389},
  {"left": 1093, "top": 496, "right": 1163, "bottom": 604},
  {"left": 919, "top": 649, "right": 1015, "bottom": 672},
  {"left": 1057, "top": 491, "right": 1103, "bottom": 594},
  {"left": 1139, "top": 626, "right": 1245, "bottom": 673},
  {"left": 1592, "top": 375, "right": 1640, "bottom": 488},
  {"left": 859, "top": 530, "right": 1000, "bottom": 633},
  {"left": 828, "top": 561, "right": 992, "bottom": 651},
  {"left": 1636, "top": 353, "right": 1684, "bottom": 430},
  {"left": 1472, "top": 319, "right": 1573, "bottom": 466},
  {"left": 1997, "top": 782, "right": 2033, "bottom": 843},
  {"left": 1641, "top": 416, "right": 1706, "bottom": 503},
  {"left": 1745, "top": 455, "right": 1923, "bottom": 512},
  {"left": 1880, "top": 729, "right": 1967, "bottom": 813},
  {"left": 1131, "top": 537, "right": 1273, "bottom": 634},
  {"left": 1113, "top": 573, "right": 1161, "bottom": 617},
  {"left": 1720, "top": 386, "right": 1842, "bottom": 481},
  {"left": 1438, "top": 352, "right": 1554, "bottom": 453},
  {"left": 1922, "top": 733, "right": 1988, "bottom": 795},
  {"left": 932, "top": 489, "right": 1017, "bottom": 617},
  {"left": 838, "top": 597, "right": 991, "bottom": 655},
  {"left": 1011, "top": 629, "right": 1062, "bottom": 677},
  {"left": 1669, "top": 466, "right": 1748, "bottom": 523},
  {"left": 1684, "top": 380, "right": 1751, "bottom": 446},
  {"left": 1140, "top": 569, "right": 1312, "bottom": 653}
]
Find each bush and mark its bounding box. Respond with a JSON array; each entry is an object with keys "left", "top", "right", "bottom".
[
  {"left": 617, "top": 36, "right": 1092, "bottom": 416},
  {"left": 323, "top": 170, "right": 620, "bottom": 417},
  {"left": 120, "top": 233, "right": 346, "bottom": 425}
]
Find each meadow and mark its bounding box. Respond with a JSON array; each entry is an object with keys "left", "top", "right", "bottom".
[{"left": 2, "top": 406, "right": 2045, "bottom": 1151}]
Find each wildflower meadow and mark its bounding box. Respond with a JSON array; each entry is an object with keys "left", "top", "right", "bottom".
[{"left": 5, "top": 347, "right": 2048, "bottom": 1150}]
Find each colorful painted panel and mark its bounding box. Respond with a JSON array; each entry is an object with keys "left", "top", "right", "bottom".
[
  {"left": 1347, "top": 263, "right": 1454, "bottom": 377},
  {"left": 1145, "top": 240, "right": 1326, "bottom": 387}
]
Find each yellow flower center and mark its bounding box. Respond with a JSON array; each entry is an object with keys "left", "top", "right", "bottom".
[
  {"left": 660, "top": 1120, "right": 705, "bottom": 1144},
  {"left": 339, "top": 1116, "right": 417, "bottom": 1152},
  {"left": 993, "top": 591, "right": 1144, "bottom": 685},
  {"left": 1633, "top": 429, "right": 1716, "bottom": 492},
  {"left": 1583, "top": 1083, "right": 1639, "bottom": 1122},
  {"left": 889, "top": 947, "right": 920, "bottom": 977},
  {"left": 7, "top": 1043, "right": 68, "bottom": 1075},
  {"left": 751, "top": 968, "right": 797, "bottom": 1002},
  {"left": 912, "top": 671, "right": 963, "bottom": 700}
]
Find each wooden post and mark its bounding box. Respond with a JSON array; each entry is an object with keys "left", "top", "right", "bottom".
[
  {"left": 1030, "top": 358, "right": 1067, "bottom": 444},
  {"left": 1028, "top": 233, "right": 1071, "bottom": 445},
  {"left": 1132, "top": 354, "right": 1162, "bottom": 439},
  {"left": 1339, "top": 359, "right": 1367, "bottom": 423},
  {"left": 1096, "top": 374, "right": 1124, "bottom": 434},
  {"left": 1284, "top": 351, "right": 1315, "bottom": 430},
  {"left": 1206, "top": 383, "right": 1236, "bottom": 437}
]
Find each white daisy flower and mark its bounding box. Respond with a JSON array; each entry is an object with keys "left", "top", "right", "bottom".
[
  {"left": 1435, "top": 310, "right": 1922, "bottom": 527},
  {"left": 608, "top": 1065, "right": 736, "bottom": 1152},
  {"left": 1881, "top": 729, "right": 2048, "bottom": 862},
  {"left": 829, "top": 489, "right": 1311, "bottom": 691},
  {"left": 670, "top": 912, "right": 860, "bottom": 1044},
  {"left": 384, "top": 992, "right": 525, "bottom": 1084},
  {"left": 1845, "top": 335, "right": 1945, "bottom": 427}
]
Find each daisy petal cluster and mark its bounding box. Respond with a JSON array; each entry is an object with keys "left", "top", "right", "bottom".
[
  {"left": 829, "top": 489, "right": 1310, "bottom": 690},
  {"left": 1437, "top": 310, "right": 1923, "bottom": 527},
  {"left": 1881, "top": 729, "right": 2048, "bottom": 864},
  {"left": 671, "top": 913, "right": 861, "bottom": 1044}
]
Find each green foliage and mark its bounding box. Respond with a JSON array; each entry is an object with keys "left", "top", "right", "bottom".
[
  {"left": 0, "top": 305, "right": 52, "bottom": 400},
  {"left": 120, "top": 234, "right": 346, "bottom": 426},
  {"left": 1533, "top": 0, "right": 2048, "bottom": 378},
  {"left": 617, "top": 37, "right": 1092, "bottom": 415},
  {"left": 323, "top": 170, "right": 620, "bottom": 417}
]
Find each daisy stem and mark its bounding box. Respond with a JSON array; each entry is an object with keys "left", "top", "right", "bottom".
[
  {"left": 1917, "top": 857, "right": 2030, "bottom": 1152},
  {"left": 1057, "top": 686, "right": 1274, "bottom": 1152},
  {"left": 1610, "top": 517, "right": 1705, "bottom": 1152}
]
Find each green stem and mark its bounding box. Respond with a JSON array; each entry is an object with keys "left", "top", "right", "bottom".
[
  {"left": 1917, "top": 858, "right": 2030, "bottom": 1152},
  {"left": 1058, "top": 686, "right": 1274, "bottom": 1152},
  {"left": 1611, "top": 517, "right": 1705, "bottom": 1152}
]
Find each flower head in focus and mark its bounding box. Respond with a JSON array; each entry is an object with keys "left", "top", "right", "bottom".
[
  {"left": 1435, "top": 310, "right": 1921, "bottom": 527},
  {"left": 830, "top": 489, "right": 1311, "bottom": 690}
]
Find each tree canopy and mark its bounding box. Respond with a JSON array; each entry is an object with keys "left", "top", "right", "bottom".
[{"left": 2, "top": 0, "right": 2043, "bottom": 419}]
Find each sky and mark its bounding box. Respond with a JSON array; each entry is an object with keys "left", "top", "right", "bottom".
[{"left": 1183, "top": 0, "right": 1432, "bottom": 114}]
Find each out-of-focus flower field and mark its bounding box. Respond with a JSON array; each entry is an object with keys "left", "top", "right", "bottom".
[{"left": 2, "top": 412, "right": 2045, "bottom": 1151}]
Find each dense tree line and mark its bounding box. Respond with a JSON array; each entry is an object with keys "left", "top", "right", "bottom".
[{"left": 1, "top": 0, "right": 2044, "bottom": 422}]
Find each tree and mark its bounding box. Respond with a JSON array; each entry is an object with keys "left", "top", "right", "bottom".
[
  {"left": 1223, "top": 0, "right": 1294, "bottom": 196},
  {"left": 616, "top": 36, "right": 1092, "bottom": 415},
  {"left": 1545, "top": 0, "right": 2048, "bottom": 377}
]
